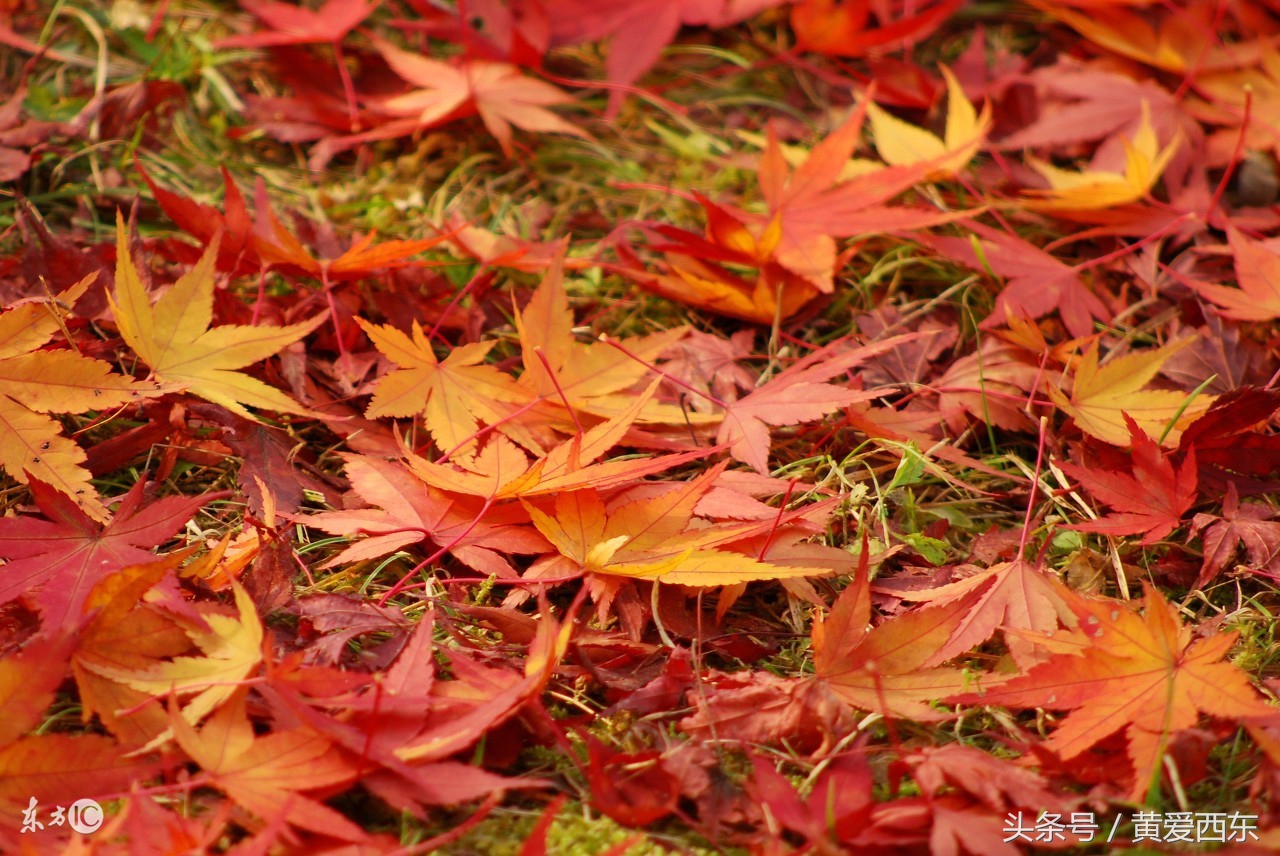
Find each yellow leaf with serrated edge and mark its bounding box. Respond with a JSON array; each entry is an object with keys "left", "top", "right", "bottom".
[
  {"left": 358, "top": 316, "right": 532, "bottom": 456},
  {"left": 1049, "top": 338, "right": 1213, "bottom": 446},
  {"left": 0, "top": 274, "right": 156, "bottom": 520},
  {"left": 109, "top": 214, "right": 325, "bottom": 419},
  {"left": 524, "top": 483, "right": 829, "bottom": 587},
  {"left": 869, "top": 66, "right": 990, "bottom": 178},
  {"left": 1024, "top": 102, "right": 1181, "bottom": 211}
]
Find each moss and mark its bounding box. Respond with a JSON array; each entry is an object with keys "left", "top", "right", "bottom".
[{"left": 437, "top": 802, "right": 726, "bottom": 856}]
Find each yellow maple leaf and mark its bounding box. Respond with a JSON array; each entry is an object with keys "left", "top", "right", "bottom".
[
  {"left": 1023, "top": 103, "right": 1181, "bottom": 211},
  {"left": 523, "top": 481, "right": 829, "bottom": 587},
  {"left": 1048, "top": 338, "right": 1213, "bottom": 446},
  {"left": 110, "top": 215, "right": 325, "bottom": 419},
  {"left": 0, "top": 274, "right": 155, "bottom": 521},
  {"left": 358, "top": 316, "right": 534, "bottom": 456},
  {"left": 868, "top": 66, "right": 991, "bottom": 179}
]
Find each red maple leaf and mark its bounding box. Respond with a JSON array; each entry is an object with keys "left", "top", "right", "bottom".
[
  {"left": 1191, "top": 483, "right": 1280, "bottom": 588},
  {"left": 926, "top": 221, "right": 1110, "bottom": 339},
  {"left": 1060, "top": 415, "right": 1198, "bottom": 544},
  {"left": 0, "top": 480, "right": 225, "bottom": 629}
]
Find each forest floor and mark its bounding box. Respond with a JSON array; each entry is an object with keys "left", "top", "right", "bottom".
[{"left": 4, "top": 0, "right": 1280, "bottom": 853}]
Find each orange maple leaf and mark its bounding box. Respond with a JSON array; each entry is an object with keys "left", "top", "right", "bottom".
[
  {"left": 376, "top": 40, "right": 586, "bottom": 156},
  {"left": 813, "top": 551, "right": 972, "bottom": 720},
  {"left": 170, "top": 689, "right": 364, "bottom": 841},
  {"left": 953, "top": 584, "right": 1277, "bottom": 801}
]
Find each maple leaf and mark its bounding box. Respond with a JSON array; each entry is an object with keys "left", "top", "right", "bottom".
[
  {"left": 522, "top": 474, "right": 832, "bottom": 591},
  {"left": 0, "top": 639, "right": 72, "bottom": 748},
  {"left": 927, "top": 222, "right": 1110, "bottom": 339},
  {"left": 0, "top": 479, "right": 223, "bottom": 629},
  {"left": 140, "top": 162, "right": 447, "bottom": 280},
  {"left": 996, "top": 61, "right": 1195, "bottom": 163},
  {"left": 70, "top": 557, "right": 196, "bottom": 748},
  {"left": 791, "top": 0, "right": 963, "bottom": 58},
  {"left": 1048, "top": 337, "right": 1213, "bottom": 447},
  {"left": 868, "top": 66, "right": 991, "bottom": 179},
  {"left": 170, "top": 689, "right": 365, "bottom": 841},
  {"left": 110, "top": 215, "right": 326, "bottom": 419},
  {"left": 87, "top": 581, "right": 265, "bottom": 730},
  {"left": 951, "top": 584, "right": 1276, "bottom": 801},
  {"left": 0, "top": 733, "right": 162, "bottom": 818},
  {"left": 812, "top": 553, "right": 972, "bottom": 720},
  {"left": 1028, "top": 0, "right": 1262, "bottom": 74},
  {"left": 1178, "top": 387, "right": 1280, "bottom": 490},
  {"left": 0, "top": 274, "right": 155, "bottom": 521},
  {"left": 216, "top": 0, "right": 377, "bottom": 48},
  {"left": 753, "top": 99, "right": 971, "bottom": 290},
  {"left": 933, "top": 339, "right": 1043, "bottom": 433},
  {"left": 717, "top": 333, "right": 918, "bottom": 473},
  {"left": 546, "top": 0, "right": 779, "bottom": 115},
  {"left": 297, "top": 453, "right": 549, "bottom": 577},
  {"left": 1187, "top": 227, "right": 1280, "bottom": 321},
  {"left": 514, "top": 259, "right": 699, "bottom": 435},
  {"left": 893, "top": 558, "right": 1076, "bottom": 665},
  {"left": 357, "top": 316, "right": 532, "bottom": 456},
  {"left": 1192, "top": 484, "right": 1280, "bottom": 588},
  {"left": 1060, "top": 415, "right": 1198, "bottom": 545},
  {"left": 377, "top": 40, "right": 586, "bottom": 156},
  {"left": 404, "top": 386, "right": 712, "bottom": 500},
  {"left": 1022, "top": 103, "right": 1181, "bottom": 212},
  {"left": 623, "top": 199, "right": 823, "bottom": 323}
]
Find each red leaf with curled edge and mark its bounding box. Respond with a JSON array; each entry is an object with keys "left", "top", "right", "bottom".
[
  {"left": 1060, "top": 415, "right": 1198, "bottom": 544},
  {"left": 1191, "top": 483, "right": 1280, "bottom": 588},
  {"left": 0, "top": 479, "right": 226, "bottom": 629},
  {"left": 215, "top": 0, "right": 378, "bottom": 49}
]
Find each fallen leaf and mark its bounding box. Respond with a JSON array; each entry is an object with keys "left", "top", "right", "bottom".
[
  {"left": 868, "top": 66, "right": 990, "bottom": 178},
  {"left": 1188, "top": 227, "right": 1280, "bottom": 321},
  {"left": 358, "top": 316, "right": 532, "bottom": 456},
  {"left": 952, "top": 583, "right": 1276, "bottom": 801},
  {"left": 110, "top": 216, "right": 326, "bottom": 419},
  {"left": 813, "top": 551, "right": 972, "bottom": 720},
  {"left": 0, "top": 479, "right": 222, "bottom": 629},
  {"left": 1048, "top": 337, "right": 1212, "bottom": 446},
  {"left": 0, "top": 274, "right": 154, "bottom": 520},
  {"left": 1061, "top": 415, "right": 1198, "bottom": 544},
  {"left": 1023, "top": 103, "right": 1181, "bottom": 211},
  {"left": 1192, "top": 483, "right": 1280, "bottom": 587},
  {"left": 377, "top": 40, "right": 586, "bottom": 156}
]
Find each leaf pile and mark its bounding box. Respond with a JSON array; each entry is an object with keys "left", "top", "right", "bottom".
[{"left": 4, "top": 0, "right": 1280, "bottom": 852}]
